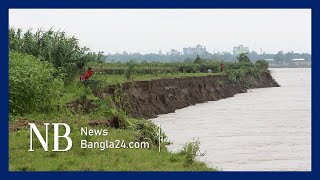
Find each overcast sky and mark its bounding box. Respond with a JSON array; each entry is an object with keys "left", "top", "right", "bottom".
[{"left": 9, "top": 9, "right": 311, "bottom": 54}]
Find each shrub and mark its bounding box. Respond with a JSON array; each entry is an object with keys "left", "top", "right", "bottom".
[
  {"left": 255, "top": 59, "right": 269, "bottom": 70},
  {"left": 9, "top": 52, "right": 64, "bottom": 115},
  {"left": 179, "top": 139, "right": 205, "bottom": 165},
  {"left": 226, "top": 68, "right": 247, "bottom": 82},
  {"left": 125, "top": 60, "right": 136, "bottom": 80},
  {"left": 225, "top": 62, "right": 254, "bottom": 70}
]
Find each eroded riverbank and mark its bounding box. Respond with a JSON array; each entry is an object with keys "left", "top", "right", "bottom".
[{"left": 95, "top": 71, "right": 279, "bottom": 119}]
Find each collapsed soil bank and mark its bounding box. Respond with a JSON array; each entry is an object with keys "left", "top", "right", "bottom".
[{"left": 95, "top": 72, "right": 279, "bottom": 119}]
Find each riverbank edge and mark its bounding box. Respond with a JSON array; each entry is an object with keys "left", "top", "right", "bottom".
[{"left": 94, "top": 71, "right": 280, "bottom": 119}]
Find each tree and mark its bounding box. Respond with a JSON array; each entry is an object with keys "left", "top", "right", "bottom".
[
  {"left": 194, "top": 55, "right": 202, "bottom": 64},
  {"left": 285, "top": 51, "right": 294, "bottom": 62},
  {"left": 237, "top": 53, "right": 250, "bottom": 63},
  {"left": 274, "top": 51, "right": 285, "bottom": 64},
  {"left": 248, "top": 51, "right": 258, "bottom": 62}
]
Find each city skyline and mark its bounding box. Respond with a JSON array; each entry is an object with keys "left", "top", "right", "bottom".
[
  {"left": 9, "top": 9, "right": 311, "bottom": 54},
  {"left": 108, "top": 44, "right": 308, "bottom": 56}
]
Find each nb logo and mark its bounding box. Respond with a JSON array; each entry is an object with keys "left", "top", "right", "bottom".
[{"left": 28, "top": 123, "right": 72, "bottom": 152}]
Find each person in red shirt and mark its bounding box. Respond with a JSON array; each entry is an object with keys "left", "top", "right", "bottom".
[
  {"left": 84, "top": 67, "right": 93, "bottom": 80},
  {"left": 220, "top": 63, "right": 225, "bottom": 72}
]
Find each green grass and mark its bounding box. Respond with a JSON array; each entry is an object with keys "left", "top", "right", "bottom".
[
  {"left": 9, "top": 115, "right": 214, "bottom": 171},
  {"left": 60, "top": 81, "right": 98, "bottom": 105},
  {"left": 91, "top": 72, "right": 223, "bottom": 84}
]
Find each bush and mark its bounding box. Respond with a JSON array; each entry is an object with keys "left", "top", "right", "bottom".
[
  {"left": 179, "top": 139, "right": 205, "bottom": 165},
  {"left": 125, "top": 60, "right": 136, "bottom": 79},
  {"left": 9, "top": 52, "right": 64, "bottom": 115},
  {"left": 255, "top": 59, "right": 269, "bottom": 70},
  {"left": 236, "top": 53, "right": 251, "bottom": 63},
  {"left": 225, "top": 62, "right": 254, "bottom": 70}
]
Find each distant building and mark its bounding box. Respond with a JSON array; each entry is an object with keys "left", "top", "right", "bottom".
[
  {"left": 265, "top": 59, "right": 274, "bottom": 61},
  {"left": 183, "top": 44, "right": 207, "bottom": 55},
  {"left": 158, "top": 50, "right": 162, "bottom": 55},
  {"left": 291, "top": 58, "right": 305, "bottom": 61},
  {"left": 291, "top": 58, "right": 305, "bottom": 65},
  {"left": 169, "top": 49, "right": 181, "bottom": 56},
  {"left": 233, "top": 45, "right": 249, "bottom": 56},
  {"left": 183, "top": 47, "right": 195, "bottom": 55}
]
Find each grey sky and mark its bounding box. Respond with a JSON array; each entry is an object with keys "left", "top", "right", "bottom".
[{"left": 9, "top": 9, "right": 311, "bottom": 54}]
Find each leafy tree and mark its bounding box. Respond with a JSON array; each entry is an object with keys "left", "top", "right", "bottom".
[
  {"left": 236, "top": 53, "right": 251, "bottom": 63},
  {"left": 194, "top": 55, "right": 202, "bottom": 64},
  {"left": 273, "top": 51, "right": 285, "bottom": 64},
  {"left": 248, "top": 51, "right": 259, "bottom": 62}
]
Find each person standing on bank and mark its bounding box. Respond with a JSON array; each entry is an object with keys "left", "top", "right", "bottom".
[
  {"left": 80, "top": 67, "right": 94, "bottom": 82},
  {"left": 220, "top": 63, "right": 225, "bottom": 72},
  {"left": 84, "top": 67, "right": 93, "bottom": 80}
]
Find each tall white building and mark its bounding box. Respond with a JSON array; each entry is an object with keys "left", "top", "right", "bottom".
[
  {"left": 233, "top": 45, "right": 249, "bottom": 56},
  {"left": 183, "top": 44, "right": 207, "bottom": 55}
]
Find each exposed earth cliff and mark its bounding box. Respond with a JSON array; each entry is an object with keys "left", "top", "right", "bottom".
[{"left": 95, "top": 71, "right": 279, "bottom": 119}]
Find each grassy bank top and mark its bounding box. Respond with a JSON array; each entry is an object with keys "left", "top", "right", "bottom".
[{"left": 90, "top": 72, "right": 222, "bottom": 84}]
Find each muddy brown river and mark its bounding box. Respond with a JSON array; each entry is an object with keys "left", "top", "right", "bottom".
[{"left": 150, "top": 68, "right": 311, "bottom": 171}]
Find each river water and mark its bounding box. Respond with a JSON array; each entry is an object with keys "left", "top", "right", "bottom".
[{"left": 150, "top": 68, "right": 311, "bottom": 171}]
